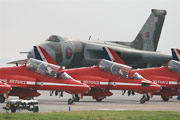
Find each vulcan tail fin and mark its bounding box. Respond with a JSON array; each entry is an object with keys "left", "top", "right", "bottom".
[
  {"left": 103, "top": 47, "right": 125, "bottom": 65},
  {"left": 171, "top": 48, "right": 180, "bottom": 61},
  {"left": 110, "top": 9, "right": 167, "bottom": 51},
  {"left": 33, "top": 46, "right": 58, "bottom": 65},
  {"left": 131, "top": 9, "right": 167, "bottom": 51}
]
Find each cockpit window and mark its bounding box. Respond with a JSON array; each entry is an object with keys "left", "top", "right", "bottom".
[
  {"left": 57, "top": 71, "right": 72, "bottom": 80},
  {"left": 46, "top": 35, "right": 64, "bottom": 42},
  {"left": 168, "top": 60, "right": 180, "bottom": 74},
  {"left": 98, "top": 59, "right": 132, "bottom": 78},
  {"left": 131, "top": 72, "right": 144, "bottom": 80},
  {"left": 26, "top": 58, "right": 60, "bottom": 78}
]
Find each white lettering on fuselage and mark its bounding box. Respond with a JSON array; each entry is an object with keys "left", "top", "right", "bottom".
[
  {"left": 83, "top": 80, "right": 100, "bottom": 85},
  {"left": 153, "top": 80, "right": 169, "bottom": 85},
  {"left": 9, "top": 80, "right": 26, "bottom": 84},
  {"left": 1, "top": 79, "right": 26, "bottom": 85}
]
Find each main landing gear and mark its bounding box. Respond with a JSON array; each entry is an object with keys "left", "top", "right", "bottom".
[
  {"left": 68, "top": 94, "right": 80, "bottom": 105},
  {"left": 140, "top": 94, "right": 150, "bottom": 104},
  {"left": 0, "top": 95, "right": 5, "bottom": 103},
  {"left": 162, "top": 97, "right": 169, "bottom": 101},
  {"left": 96, "top": 96, "right": 105, "bottom": 102}
]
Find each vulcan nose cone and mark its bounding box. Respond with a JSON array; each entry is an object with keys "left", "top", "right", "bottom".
[{"left": 27, "top": 48, "right": 35, "bottom": 58}]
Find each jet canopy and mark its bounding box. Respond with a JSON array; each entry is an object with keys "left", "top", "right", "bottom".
[
  {"left": 46, "top": 35, "right": 64, "bottom": 42},
  {"left": 26, "top": 58, "right": 72, "bottom": 79},
  {"left": 98, "top": 59, "right": 132, "bottom": 78},
  {"left": 168, "top": 60, "right": 180, "bottom": 74}
]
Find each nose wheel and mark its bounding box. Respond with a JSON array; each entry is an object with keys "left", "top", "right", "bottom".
[
  {"left": 68, "top": 93, "right": 80, "bottom": 105},
  {"left": 0, "top": 95, "right": 5, "bottom": 103},
  {"left": 74, "top": 94, "right": 80, "bottom": 102},
  {"left": 68, "top": 99, "right": 74, "bottom": 105},
  {"left": 140, "top": 94, "right": 150, "bottom": 104}
]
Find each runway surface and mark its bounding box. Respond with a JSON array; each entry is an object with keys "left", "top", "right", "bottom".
[{"left": 0, "top": 90, "right": 180, "bottom": 113}]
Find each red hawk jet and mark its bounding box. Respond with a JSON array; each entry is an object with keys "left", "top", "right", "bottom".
[
  {"left": 0, "top": 58, "right": 90, "bottom": 104},
  {"left": 104, "top": 47, "right": 180, "bottom": 102}
]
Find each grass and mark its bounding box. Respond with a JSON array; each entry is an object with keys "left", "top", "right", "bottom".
[{"left": 0, "top": 110, "right": 180, "bottom": 120}]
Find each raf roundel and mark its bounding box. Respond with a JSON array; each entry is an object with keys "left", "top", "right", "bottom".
[{"left": 66, "top": 46, "right": 72, "bottom": 59}]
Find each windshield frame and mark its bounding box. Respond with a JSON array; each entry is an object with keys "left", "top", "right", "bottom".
[
  {"left": 98, "top": 59, "right": 132, "bottom": 78},
  {"left": 26, "top": 58, "right": 60, "bottom": 78}
]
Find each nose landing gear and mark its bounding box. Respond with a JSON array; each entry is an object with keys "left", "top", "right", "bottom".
[
  {"left": 68, "top": 94, "right": 80, "bottom": 105},
  {"left": 140, "top": 93, "right": 150, "bottom": 104}
]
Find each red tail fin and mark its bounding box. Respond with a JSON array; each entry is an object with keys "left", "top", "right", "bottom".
[{"left": 103, "top": 47, "right": 126, "bottom": 65}]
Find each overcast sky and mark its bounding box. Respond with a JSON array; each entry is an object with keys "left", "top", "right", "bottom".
[{"left": 0, "top": 0, "right": 179, "bottom": 63}]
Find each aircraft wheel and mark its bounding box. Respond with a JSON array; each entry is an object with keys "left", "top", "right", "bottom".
[
  {"left": 0, "top": 95, "right": 5, "bottom": 103},
  {"left": 33, "top": 106, "right": 39, "bottom": 112},
  {"left": 145, "top": 95, "right": 150, "bottom": 101},
  {"left": 68, "top": 99, "right": 74, "bottom": 105},
  {"left": 177, "top": 97, "right": 180, "bottom": 100},
  {"left": 140, "top": 97, "right": 146, "bottom": 104},
  {"left": 11, "top": 108, "right": 16, "bottom": 113},
  {"left": 25, "top": 97, "right": 33, "bottom": 100},
  {"left": 162, "top": 97, "right": 169, "bottom": 101},
  {"left": 74, "top": 96, "right": 80, "bottom": 102},
  {"left": 96, "top": 98, "right": 103, "bottom": 102}
]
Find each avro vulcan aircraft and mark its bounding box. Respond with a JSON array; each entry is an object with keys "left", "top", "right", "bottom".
[{"left": 9, "top": 9, "right": 170, "bottom": 68}]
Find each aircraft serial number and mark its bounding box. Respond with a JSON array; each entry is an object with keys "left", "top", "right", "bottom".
[{"left": 83, "top": 80, "right": 100, "bottom": 85}]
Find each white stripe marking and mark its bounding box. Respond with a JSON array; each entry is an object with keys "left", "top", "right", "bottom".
[
  {"left": 27, "top": 81, "right": 84, "bottom": 87},
  {"left": 99, "top": 82, "right": 142, "bottom": 86},
  {"left": 169, "top": 81, "right": 177, "bottom": 85}
]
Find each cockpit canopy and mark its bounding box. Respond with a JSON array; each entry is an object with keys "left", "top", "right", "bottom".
[
  {"left": 98, "top": 59, "right": 132, "bottom": 78},
  {"left": 26, "top": 58, "right": 72, "bottom": 79},
  {"left": 168, "top": 60, "right": 180, "bottom": 74},
  {"left": 130, "top": 72, "right": 144, "bottom": 80},
  {"left": 46, "top": 35, "right": 64, "bottom": 42}
]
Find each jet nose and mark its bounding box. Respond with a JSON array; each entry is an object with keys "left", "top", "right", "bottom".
[
  {"left": 141, "top": 79, "right": 161, "bottom": 93},
  {"left": 0, "top": 83, "right": 11, "bottom": 94},
  {"left": 73, "top": 81, "right": 90, "bottom": 93},
  {"left": 151, "top": 82, "right": 161, "bottom": 93},
  {"left": 81, "top": 83, "right": 90, "bottom": 92}
]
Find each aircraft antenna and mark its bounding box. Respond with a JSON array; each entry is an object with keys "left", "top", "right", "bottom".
[{"left": 88, "top": 36, "right": 91, "bottom": 40}]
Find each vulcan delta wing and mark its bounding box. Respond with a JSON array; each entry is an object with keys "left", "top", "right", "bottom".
[{"left": 9, "top": 9, "right": 170, "bottom": 68}]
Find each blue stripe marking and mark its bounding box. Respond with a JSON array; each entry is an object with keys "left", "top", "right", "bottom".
[
  {"left": 171, "top": 49, "right": 179, "bottom": 61},
  {"left": 103, "top": 47, "right": 111, "bottom": 61},
  {"left": 34, "top": 46, "right": 43, "bottom": 61}
]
